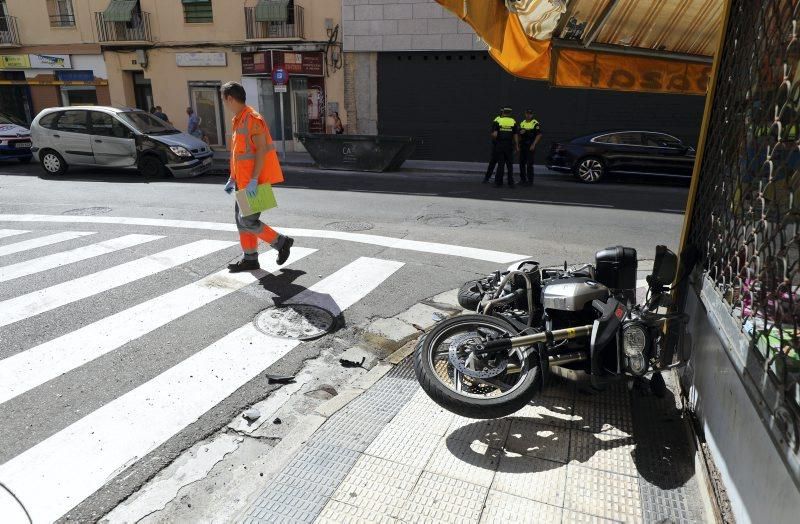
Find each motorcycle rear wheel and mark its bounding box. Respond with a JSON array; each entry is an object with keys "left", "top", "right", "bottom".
[{"left": 413, "top": 314, "right": 542, "bottom": 419}]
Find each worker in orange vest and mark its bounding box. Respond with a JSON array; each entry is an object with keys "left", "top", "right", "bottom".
[{"left": 221, "top": 81, "right": 293, "bottom": 272}]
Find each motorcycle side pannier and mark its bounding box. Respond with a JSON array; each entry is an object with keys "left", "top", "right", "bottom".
[{"left": 595, "top": 246, "right": 637, "bottom": 291}]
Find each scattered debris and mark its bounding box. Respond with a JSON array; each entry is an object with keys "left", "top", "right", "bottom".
[
  {"left": 432, "top": 312, "right": 447, "bottom": 322},
  {"left": 339, "top": 356, "right": 366, "bottom": 369},
  {"left": 273, "top": 418, "right": 282, "bottom": 425},
  {"left": 266, "top": 374, "right": 295, "bottom": 384},
  {"left": 411, "top": 323, "right": 425, "bottom": 332},
  {"left": 304, "top": 385, "right": 337, "bottom": 400},
  {"left": 242, "top": 409, "right": 261, "bottom": 422}
]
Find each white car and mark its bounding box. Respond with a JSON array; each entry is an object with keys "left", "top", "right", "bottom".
[
  {"left": 30, "top": 106, "right": 214, "bottom": 177},
  {"left": 0, "top": 112, "right": 33, "bottom": 164}
]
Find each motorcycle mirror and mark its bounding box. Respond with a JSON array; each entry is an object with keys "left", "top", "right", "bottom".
[{"left": 650, "top": 245, "right": 678, "bottom": 288}]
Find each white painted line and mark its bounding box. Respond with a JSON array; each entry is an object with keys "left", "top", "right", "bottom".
[
  {"left": 500, "top": 198, "right": 614, "bottom": 208},
  {"left": 0, "top": 214, "right": 527, "bottom": 263},
  {"left": 0, "top": 248, "right": 316, "bottom": 405},
  {"left": 0, "top": 257, "right": 403, "bottom": 523},
  {"left": 0, "top": 239, "right": 234, "bottom": 329},
  {"left": 0, "top": 231, "right": 96, "bottom": 257},
  {"left": 0, "top": 229, "right": 28, "bottom": 240},
  {"left": 0, "top": 234, "right": 163, "bottom": 283}
]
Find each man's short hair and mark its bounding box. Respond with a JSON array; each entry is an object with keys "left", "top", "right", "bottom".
[{"left": 221, "top": 82, "right": 246, "bottom": 103}]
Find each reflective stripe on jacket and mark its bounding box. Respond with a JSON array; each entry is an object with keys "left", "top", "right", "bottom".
[
  {"left": 495, "top": 116, "right": 516, "bottom": 132},
  {"left": 230, "top": 106, "right": 284, "bottom": 187}
]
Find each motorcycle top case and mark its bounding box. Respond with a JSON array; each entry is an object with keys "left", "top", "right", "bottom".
[{"left": 595, "top": 246, "right": 637, "bottom": 291}]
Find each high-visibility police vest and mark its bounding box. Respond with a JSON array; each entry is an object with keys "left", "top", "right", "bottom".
[
  {"left": 494, "top": 116, "right": 516, "bottom": 133},
  {"left": 520, "top": 119, "right": 539, "bottom": 131},
  {"left": 230, "top": 106, "right": 284, "bottom": 187}
]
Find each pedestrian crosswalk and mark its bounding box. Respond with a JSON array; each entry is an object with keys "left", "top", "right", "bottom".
[{"left": 0, "top": 227, "right": 406, "bottom": 523}]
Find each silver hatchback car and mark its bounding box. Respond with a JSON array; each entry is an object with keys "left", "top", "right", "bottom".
[{"left": 30, "top": 106, "right": 214, "bottom": 177}]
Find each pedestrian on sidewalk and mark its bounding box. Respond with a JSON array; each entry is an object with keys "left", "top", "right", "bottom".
[
  {"left": 331, "top": 111, "right": 344, "bottom": 134},
  {"left": 485, "top": 107, "right": 519, "bottom": 187},
  {"left": 221, "top": 81, "right": 294, "bottom": 272},
  {"left": 518, "top": 109, "right": 542, "bottom": 186},
  {"left": 153, "top": 106, "right": 170, "bottom": 124},
  {"left": 186, "top": 107, "right": 203, "bottom": 139}
]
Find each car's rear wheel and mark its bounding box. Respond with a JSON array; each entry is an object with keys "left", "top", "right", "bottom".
[
  {"left": 575, "top": 157, "right": 605, "bottom": 183},
  {"left": 139, "top": 155, "right": 168, "bottom": 178},
  {"left": 39, "top": 150, "right": 67, "bottom": 176}
]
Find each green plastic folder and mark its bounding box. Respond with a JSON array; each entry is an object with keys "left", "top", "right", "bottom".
[{"left": 236, "top": 184, "right": 278, "bottom": 217}]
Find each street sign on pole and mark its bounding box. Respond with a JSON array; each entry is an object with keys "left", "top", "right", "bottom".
[{"left": 271, "top": 68, "right": 289, "bottom": 160}]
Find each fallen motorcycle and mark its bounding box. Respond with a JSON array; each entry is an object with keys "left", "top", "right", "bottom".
[{"left": 413, "top": 245, "right": 690, "bottom": 419}]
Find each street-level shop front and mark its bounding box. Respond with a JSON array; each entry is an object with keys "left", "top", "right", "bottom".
[
  {"left": 0, "top": 53, "right": 109, "bottom": 124},
  {"left": 240, "top": 50, "right": 327, "bottom": 153}
]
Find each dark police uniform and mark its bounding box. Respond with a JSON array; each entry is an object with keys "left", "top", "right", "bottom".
[
  {"left": 490, "top": 115, "right": 519, "bottom": 186},
  {"left": 519, "top": 117, "right": 541, "bottom": 185}
]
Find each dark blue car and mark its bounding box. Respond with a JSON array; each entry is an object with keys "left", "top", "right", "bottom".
[
  {"left": 0, "top": 112, "right": 33, "bottom": 164},
  {"left": 546, "top": 130, "right": 696, "bottom": 183}
]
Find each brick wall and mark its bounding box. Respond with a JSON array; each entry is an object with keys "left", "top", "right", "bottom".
[{"left": 342, "top": 0, "right": 487, "bottom": 51}]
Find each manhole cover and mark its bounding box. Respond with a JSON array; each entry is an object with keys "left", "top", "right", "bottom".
[
  {"left": 254, "top": 304, "right": 335, "bottom": 340},
  {"left": 325, "top": 221, "right": 374, "bottom": 232},
  {"left": 418, "top": 214, "right": 469, "bottom": 227},
  {"left": 61, "top": 207, "right": 112, "bottom": 216}
]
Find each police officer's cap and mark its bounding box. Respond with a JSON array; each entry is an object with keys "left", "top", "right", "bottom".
[
  {"left": 525, "top": 109, "right": 533, "bottom": 113},
  {"left": 501, "top": 106, "right": 513, "bottom": 112}
]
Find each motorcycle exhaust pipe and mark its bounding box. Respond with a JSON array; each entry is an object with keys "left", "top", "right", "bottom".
[{"left": 480, "top": 324, "right": 594, "bottom": 356}]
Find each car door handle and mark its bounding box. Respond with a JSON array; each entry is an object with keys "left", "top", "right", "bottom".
[
  {"left": 94, "top": 139, "right": 103, "bottom": 143},
  {"left": 53, "top": 134, "right": 60, "bottom": 138}
]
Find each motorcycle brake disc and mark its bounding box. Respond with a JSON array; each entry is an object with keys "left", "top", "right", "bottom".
[{"left": 448, "top": 332, "right": 508, "bottom": 379}]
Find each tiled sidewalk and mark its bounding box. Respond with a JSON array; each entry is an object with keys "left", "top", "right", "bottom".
[{"left": 241, "top": 360, "right": 709, "bottom": 524}]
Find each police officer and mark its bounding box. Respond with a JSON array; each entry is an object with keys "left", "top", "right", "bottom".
[
  {"left": 485, "top": 107, "right": 519, "bottom": 187},
  {"left": 518, "top": 109, "right": 542, "bottom": 186}
]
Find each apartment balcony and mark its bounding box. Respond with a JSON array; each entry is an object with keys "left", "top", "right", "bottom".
[
  {"left": 245, "top": 3, "right": 305, "bottom": 40},
  {"left": 95, "top": 11, "right": 153, "bottom": 44},
  {"left": 0, "top": 16, "right": 21, "bottom": 46}
]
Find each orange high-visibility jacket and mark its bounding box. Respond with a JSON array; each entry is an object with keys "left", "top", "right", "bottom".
[{"left": 230, "top": 106, "right": 284, "bottom": 187}]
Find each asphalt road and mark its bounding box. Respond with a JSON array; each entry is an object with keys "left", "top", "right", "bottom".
[{"left": 0, "top": 160, "right": 688, "bottom": 521}]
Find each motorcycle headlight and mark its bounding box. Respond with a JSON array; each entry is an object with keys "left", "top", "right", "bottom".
[
  {"left": 170, "top": 146, "right": 192, "bottom": 158},
  {"left": 622, "top": 323, "right": 649, "bottom": 375}
]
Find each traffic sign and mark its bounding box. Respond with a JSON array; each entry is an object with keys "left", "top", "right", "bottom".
[
  {"left": 274, "top": 84, "right": 287, "bottom": 93},
  {"left": 272, "top": 67, "right": 288, "bottom": 85}
]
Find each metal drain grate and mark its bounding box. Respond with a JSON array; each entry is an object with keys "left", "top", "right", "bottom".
[{"left": 254, "top": 304, "right": 335, "bottom": 340}]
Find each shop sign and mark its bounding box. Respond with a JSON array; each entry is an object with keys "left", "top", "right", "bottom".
[
  {"left": 241, "top": 51, "right": 324, "bottom": 76},
  {"left": 29, "top": 54, "right": 72, "bottom": 69},
  {"left": 0, "top": 55, "right": 31, "bottom": 69},
  {"left": 176, "top": 52, "right": 227, "bottom": 67}
]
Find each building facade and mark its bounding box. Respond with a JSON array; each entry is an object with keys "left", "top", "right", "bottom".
[
  {"left": 341, "top": 0, "right": 706, "bottom": 162},
  {"left": 0, "top": 0, "right": 344, "bottom": 150}
]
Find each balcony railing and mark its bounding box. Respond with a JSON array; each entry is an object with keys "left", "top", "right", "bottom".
[
  {"left": 95, "top": 11, "right": 152, "bottom": 43},
  {"left": 49, "top": 14, "right": 76, "bottom": 27},
  {"left": 0, "top": 16, "right": 21, "bottom": 46},
  {"left": 245, "top": 5, "right": 305, "bottom": 40}
]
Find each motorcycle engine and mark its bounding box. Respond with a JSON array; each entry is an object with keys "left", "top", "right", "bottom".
[{"left": 541, "top": 277, "right": 609, "bottom": 329}]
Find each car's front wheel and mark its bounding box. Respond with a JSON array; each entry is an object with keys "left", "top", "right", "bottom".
[
  {"left": 39, "top": 150, "right": 67, "bottom": 176},
  {"left": 575, "top": 156, "right": 605, "bottom": 183},
  {"left": 138, "top": 155, "right": 168, "bottom": 178}
]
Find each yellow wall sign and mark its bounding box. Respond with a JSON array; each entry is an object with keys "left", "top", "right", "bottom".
[{"left": 0, "top": 55, "right": 31, "bottom": 69}]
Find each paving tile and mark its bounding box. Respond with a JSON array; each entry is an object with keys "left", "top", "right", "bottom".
[
  {"left": 563, "top": 465, "right": 642, "bottom": 522},
  {"left": 365, "top": 423, "right": 442, "bottom": 469},
  {"left": 505, "top": 418, "right": 571, "bottom": 463},
  {"left": 569, "top": 430, "right": 638, "bottom": 477},
  {"left": 317, "top": 499, "right": 398, "bottom": 524},
  {"left": 330, "top": 455, "right": 419, "bottom": 518},
  {"left": 561, "top": 509, "right": 624, "bottom": 523},
  {"left": 511, "top": 401, "right": 580, "bottom": 429},
  {"left": 400, "top": 471, "right": 488, "bottom": 523},
  {"left": 447, "top": 415, "right": 511, "bottom": 448},
  {"left": 572, "top": 399, "right": 634, "bottom": 436},
  {"left": 425, "top": 439, "right": 501, "bottom": 487},
  {"left": 541, "top": 377, "right": 578, "bottom": 400},
  {"left": 391, "top": 393, "right": 455, "bottom": 436},
  {"left": 479, "top": 490, "right": 562, "bottom": 524},
  {"left": 492, "top": 453, "right": 567, "bottom": 507}
]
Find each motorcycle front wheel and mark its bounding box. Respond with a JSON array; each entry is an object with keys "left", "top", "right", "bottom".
[{"left": 413, "top": 314, "right": 542, "bottom": 419}]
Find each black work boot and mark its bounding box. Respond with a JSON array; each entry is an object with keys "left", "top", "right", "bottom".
[
  {"left": 276, "top": 236, "right": 294, "bottom": 266},
  {"left": 228, "top": 258, "right": 260, "bottom": 273}
]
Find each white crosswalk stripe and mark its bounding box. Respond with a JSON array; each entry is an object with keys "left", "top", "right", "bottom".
[
  {"left": 0, "top": 231, "right": 96, "bottom": 257},
  {"left": 0, "top": 257, "right": 403, "bottom": 523},
  {"left": 0, "top": 233, "right": 163, "bottom": 283},
  {"left": 0, "top": 239, "right": 235, "bottom": 328},
  {"left": 0, "top": 247, "right": 317, "bottom": 405},
  {"left": 0, "top": 229, "right": 29, "bottom": 240}
]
